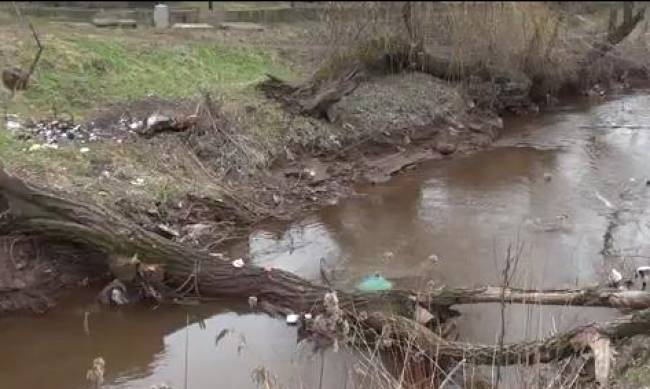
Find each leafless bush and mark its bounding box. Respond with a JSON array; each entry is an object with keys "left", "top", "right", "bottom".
[{"left": 319, "top": 2, "right": 647, "bottom": 96}]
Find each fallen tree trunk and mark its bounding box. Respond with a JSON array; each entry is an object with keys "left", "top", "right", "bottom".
[
  {"left": 418, "top": 286, "right": 650, "bottom": 310},
  {"left": 365, "top": 308, "right": 650, "bottom": 386},
  {"left": 369, "top": 309, "right": 650, "bottom": 366},
  {"left": 6, "top": 167, "right": 650, "bottom": 383},
  {"left": 2, "top": 167, "right": 650, "bottom": 314}
]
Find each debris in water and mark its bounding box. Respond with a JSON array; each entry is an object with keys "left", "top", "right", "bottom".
[
  {"left": 609, "top": 268, "right": 623, "bottom": 288},
  {"left": 232, "top": 258, "right": 245, "bottom": 268},
  {"left": 356, "top": 273, "right": 393, "bottom": 292},
  {"left": 215, "top": 328, "right": 231, "bottom": 347},
  {"left": 150, "top": 383, "right": 173, "bottom": 389},
  {"left": 595, "top": 191, "right": 614, "bottom": 209},
  {"left": 86, "top": 357, "right": 106, "bottom": 388},
  {"left": 286, "top": 313, "right": 299, "bottom": 325}
]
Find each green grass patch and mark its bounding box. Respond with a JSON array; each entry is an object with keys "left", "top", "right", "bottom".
[{"left": 17, "top": 35, "right": 290, "bottom": 117}]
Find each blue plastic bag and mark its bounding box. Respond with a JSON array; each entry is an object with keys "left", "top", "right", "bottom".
[{"left": 356, "top": 274, "right": 393, "bottom": 292}]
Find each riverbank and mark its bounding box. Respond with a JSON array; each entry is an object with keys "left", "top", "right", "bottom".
[
  {"left": 4, "top": 6, "right": 650, "bottom": 388},
  {"left": 0, "top": 19, "right": 511, "bottom": 314}
]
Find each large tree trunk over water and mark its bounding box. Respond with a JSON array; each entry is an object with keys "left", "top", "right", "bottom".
[
  {"left": 2, "top": 166, "right": 650, "bottom": 313},
  {"left": 5, "top": 167, "right": 650, "bottom": 383}
]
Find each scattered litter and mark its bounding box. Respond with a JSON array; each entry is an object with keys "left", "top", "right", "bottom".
[
  {"left": 18, "top": 118, "right": 101, "bottom": 145},
  {"left": 232, "top": 258, "right": 245, "bottom": 268},
  {"left": 28, "top": 143, "right": 42, "bottom": 151},
  {"left": 6, "top": 120, "right": 22, "bottom": 130},
  {"left": 208, "top": 252, "right": 225, "bottom": 259},
  {"left": 43, "top": 143, "right": 58, "bottom": 149},
  {"left": 630, "top": 177, "right": 637, "bottom": 183},
  {"left": 129, "top": 121, "right": 143, "bottom": 131},
  {"left": 304, "top": 313, "right": 312, "bottom": 320},
  {"left": 428, "top": 254, "right": 440, "bottom": 263},
  {"left": 357, "top": 273, "right": 393, "bottom": 292},
  {"left": 248, "top": 296, "right": 258, "bottom": 309},
  {"left": 272, "top": 194, "right": 282, "bottom": 205},
  {"left": 543, "top": 172, "right": 552, "bottom": 182},
  {"left": 609, "top": 268, "right": 623, "bottom": 287},
  {"left": 80, "top": 147, "right": 90, "bottom": 153},
  {"left": 130, "top": 177, "right": 145, "bottom": 186},
  {"left": 172, "top": 23, "right": 214, "bottom": 29},
  {"left": 100, "top": 170, "right": 111, "bottom": 178},
  {"left": 146, "top": 113, "right": 171, "bottom": 130},
  {"left": 156, "top": 223, "right": 179, "bottom": 238},
  {"left": 286, "top": 313, "right": 299, "bottom": 325}
]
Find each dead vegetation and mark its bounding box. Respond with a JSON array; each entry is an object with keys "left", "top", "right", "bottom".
[{"left": 262, "top": 2, "right": 649, "bottom": 120}]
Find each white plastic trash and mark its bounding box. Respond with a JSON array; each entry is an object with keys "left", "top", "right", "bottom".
[
  {"left": 232, "top": 258, "right": 245, "bottom": 268},
  {"left": 286, "top": 314, "right": 299, "bottom": 325}
]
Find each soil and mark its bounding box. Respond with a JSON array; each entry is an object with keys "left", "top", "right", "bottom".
[{"left": 0, "top": 237, "right": 108, "bottom": 314}]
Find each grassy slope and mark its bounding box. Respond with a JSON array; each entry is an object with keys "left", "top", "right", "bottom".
[
  {"left": 0, "top": 22, "right": 299, "bottom": 212},
  {"left": 10, "top": 28, "right": 290, "bottom": 116}
]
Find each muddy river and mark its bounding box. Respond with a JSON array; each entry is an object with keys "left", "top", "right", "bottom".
[{"left": 4, "top": 92, "right": 650, "bottom": 388}]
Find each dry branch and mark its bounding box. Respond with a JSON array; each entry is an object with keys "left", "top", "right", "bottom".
[{"left": 2, "top": 2, "right": 43, "bottom": 93}]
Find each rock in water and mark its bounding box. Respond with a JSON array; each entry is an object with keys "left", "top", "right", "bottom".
[{"left": 356, "top": 274, "right": 393, "bottom": 292}]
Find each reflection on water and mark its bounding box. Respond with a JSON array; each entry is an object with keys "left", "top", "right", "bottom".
[
  {"left": 5, "top": 93, "right": 650, "bottom": 388},
  {"left": 0, "top": 293, "right": 354, "bottom": 389}
]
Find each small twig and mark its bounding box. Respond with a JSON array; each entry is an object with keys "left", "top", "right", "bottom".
[
  {"left": 439, "top": 358, "right": 466, "bottom": 389},
  {"left": 184, "top": 313, "right": 190, "bottom": 389},
  {"left": 11, "top": 2, "right": 43, "bottom": 89}
]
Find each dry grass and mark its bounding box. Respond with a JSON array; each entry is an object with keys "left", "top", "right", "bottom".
[{"left": 318, "top": 2, "right": 648, "bottom": 99}]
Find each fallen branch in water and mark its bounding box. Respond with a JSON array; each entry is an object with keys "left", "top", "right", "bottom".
[{"left": 363, "top": 308, "right": 650, "bottom": 386}]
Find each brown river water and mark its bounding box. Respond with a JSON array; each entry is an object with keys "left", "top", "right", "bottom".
[{"left": 4, "top": 92, "right": 650, "bottom": 388}]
